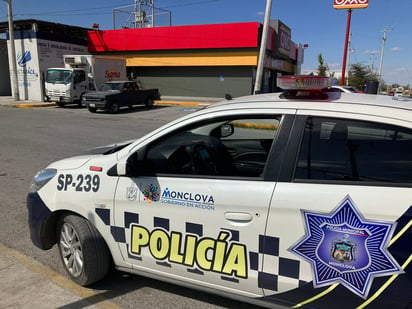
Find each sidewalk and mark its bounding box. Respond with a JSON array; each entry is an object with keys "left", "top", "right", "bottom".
[
  {"left": 0, "top": 96, "right": 56, "bottom": 108},
  {"left": 0, "top": 96, "right": 223, "bottom": 108},
  {"left": 0, "top": 243, "right": 120, "bottom": 309}
]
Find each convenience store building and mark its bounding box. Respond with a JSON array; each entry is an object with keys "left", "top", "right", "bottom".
[
  {"left": 1, "top": 19, "right": 304, "bottom": 101},
  {"left": 88, "top": 20, "right": 304, "bottom": 98}
]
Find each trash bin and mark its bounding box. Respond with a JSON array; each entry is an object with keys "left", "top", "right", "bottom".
[{"left": 365, "top": 81, "right": 379, "bottom": 94}]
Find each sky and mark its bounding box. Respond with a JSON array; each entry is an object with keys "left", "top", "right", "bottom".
[{"left": 1, "top": 0, "right": 411, "bottom": 86}]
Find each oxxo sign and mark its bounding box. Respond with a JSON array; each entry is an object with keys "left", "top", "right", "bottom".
[{"left": 334, "top": 0, "right": 368, "bottom": 9}]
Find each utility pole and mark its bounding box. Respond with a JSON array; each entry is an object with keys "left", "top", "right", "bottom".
[
  {"left": 340, "top": 8, "right": 352, "bottom": 86},
  {"left": 254, "top": 0, "right": 272, "bottom": 94},
  {"left": 377, "top": 29, "right": 392, "bottom": 94},
  {"left": 346, "top": 32, "right": 352, "bottom": 86},
  {"left": 4, "top": 0, "right": 19, "bottom": 100},
  {"left": 134, "top": 0, "right": 154, "bottom": 28}
]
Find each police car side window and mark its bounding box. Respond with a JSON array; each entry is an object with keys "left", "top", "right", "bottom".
[
  {"left": 295, "top": 116, "right": 412, "bottom": 184},
  {"left": 141, "top": 117, "right": 280, "bottom": 178}
]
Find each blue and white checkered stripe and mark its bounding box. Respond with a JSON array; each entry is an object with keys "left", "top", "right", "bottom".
[{"left": 96, "top": 208, "right": 308, "bottom": 292}]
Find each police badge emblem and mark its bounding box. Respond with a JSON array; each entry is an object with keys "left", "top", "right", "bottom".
[
  {"left": 332, "top": 235, "right": 355, "bottom": 263},
  {"left": 290, "top": 196, "right": 404, "bottom": 298}
]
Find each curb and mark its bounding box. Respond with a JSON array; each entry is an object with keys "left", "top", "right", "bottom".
[
  {"left": 0, "top": 243, "right": 121, "bottom": 309},
  {"left": 6, "top": 101, "right": 213, "bottom": 108},
  {"left": 155, "top": 100, "right": 212, "bottom": 107},
  {"left": 12, "top": 102, "right": 57, "bottom": 108},
  {"left": 0, "top": 95, "right": 223, "bottom": 109}
]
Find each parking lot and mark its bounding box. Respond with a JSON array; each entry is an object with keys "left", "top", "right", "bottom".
[{"left": 0, "top": 102, "right": 257, "bottom": 309}]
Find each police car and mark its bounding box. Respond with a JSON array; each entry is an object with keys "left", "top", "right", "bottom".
[{"left": 27, "top": 76, "right": 411, "bottom": 309}]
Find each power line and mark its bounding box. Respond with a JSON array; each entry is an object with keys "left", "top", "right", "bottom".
[
  {"left": 11, "top": 0, "right": 221, "bottom": 19},
  {"left": 13, "top": 3, "right": 131, "bottom": 17},
  {"left": 161, "top": 0, "right": 219, "bottom": 9},
  {"left": 14, "top": 12, "right": 112, "bottom": 17}
]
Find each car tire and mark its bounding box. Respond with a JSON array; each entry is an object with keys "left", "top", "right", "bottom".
[
  {"left": 88, "top": 106, "right": 97, "bottom": 113},
  {"left": 77, "top": 94, "right": 85, "bottom": 107},
  {"left": 145, "top": 97, "right": 154, "bottom": 108},
  {"left": 57, "top": 214, "right": 110, "bottom": 286},
  {"left": 109, "top": 102, "right": 120, "bottom": 114}
]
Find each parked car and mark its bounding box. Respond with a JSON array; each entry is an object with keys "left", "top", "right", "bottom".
[
  {"left": 327, "top": 85, "right": 360, "bottom": 93},
  {"left": 28, "top": 76, "right": 411, "bottom": 309},
  {"left": 82, "top": 81, "right": 161, "bottom": 113}
]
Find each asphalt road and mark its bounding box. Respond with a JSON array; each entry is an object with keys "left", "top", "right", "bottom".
[{"left": 0, "top": 104, "right": 261, "bottom": 309}]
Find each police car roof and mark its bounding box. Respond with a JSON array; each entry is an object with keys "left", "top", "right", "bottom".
[{"left": 207, "top": 91, "right": 412, "bottom": 122}]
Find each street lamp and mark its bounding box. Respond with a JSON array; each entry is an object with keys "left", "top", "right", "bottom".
[{"left": 3, "top": 0, "right": 19, "bottom": 100}]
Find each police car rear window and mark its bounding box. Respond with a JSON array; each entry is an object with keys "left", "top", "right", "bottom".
[{"left": 295, "top": 117, "right": 412, "bottom": 184}]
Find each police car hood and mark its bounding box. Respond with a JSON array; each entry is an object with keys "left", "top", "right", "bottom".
[
  {"left": 48, "top": 155, "right": 94, "bottom": 170},
  {"left": 47, "top": 139, "right": 136, "bottom": 170},
  {"left": 82, "top": 139, "right": 135, "bottom": 155}
]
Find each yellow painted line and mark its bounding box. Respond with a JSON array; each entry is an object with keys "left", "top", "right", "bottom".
[
  {"left": 12, "top": 103, "right": 56, "bottom": 108},
  {"left": 355, "top": 220, "right": 412, "bottom": 308},
  {"left": 356, "top": 254, "right": 412, "bottom": 309},
  {"left": 291, "top": 219, "right": 411, "bottom": 308},
  {"left": 154, "top": 100, "right": 212, "bottom": 106},
  {"left": 11, "top": 101, "right": 212, "bottom": 108},
  {"left": 388, "top": 219, "right": 412, "bottom": 247},
  {"left": 292, "top": 284, "right": 339, "bottom": 308},
  {"left": 0, "top": 243, "right": 121, "bottom": 309}
]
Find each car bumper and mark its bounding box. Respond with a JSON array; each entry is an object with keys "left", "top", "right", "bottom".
[
  {"left": 27, "top": 192, "right": 54, "bottom": 250},
  {"left": 84, "top": 102, "right": 107, "bottom": 108},
  {"left": 48, "top": 96, "right": 72, "bottom": 103}
]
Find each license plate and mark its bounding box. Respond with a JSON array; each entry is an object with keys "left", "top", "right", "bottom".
[{"left": 89, "top": 103, "right": 95, "bottom": 107}]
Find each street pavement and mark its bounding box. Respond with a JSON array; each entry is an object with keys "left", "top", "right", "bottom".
[
  {"left": 0, "top": 94, "right": 221, "bottom": 309},
  {"left": 0, "top": 95, "right": 133, "bottom": 309},
  {"left": 0, "top": 95, "right": 222, "bottom": 108},
  {"left": 0, "top": 243, "right": 119, "bottom": 309}
]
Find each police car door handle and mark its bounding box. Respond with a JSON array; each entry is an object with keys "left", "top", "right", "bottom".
[{"left": 224, "top": 212, "right": 253, "bottom": 224}]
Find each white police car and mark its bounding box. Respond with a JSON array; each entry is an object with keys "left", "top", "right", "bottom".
[{"left": 28, "top": 76, "right": 411, "bottom": 309}]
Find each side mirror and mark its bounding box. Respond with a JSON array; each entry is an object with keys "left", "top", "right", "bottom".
[{"left": 220, "top": 124, "right": 234, "bottom": 138}]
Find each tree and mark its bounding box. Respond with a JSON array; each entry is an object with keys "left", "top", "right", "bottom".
[
  {"left": 348, "top": 62, "right": 379, "bottom": 91},
  {"left": 317, "top": 54, "right": 328, "bottom": 76}
]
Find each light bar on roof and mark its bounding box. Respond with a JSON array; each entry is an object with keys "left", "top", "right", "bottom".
[{"left": 277, "top": 75, "right": 332, "bottom": 90}]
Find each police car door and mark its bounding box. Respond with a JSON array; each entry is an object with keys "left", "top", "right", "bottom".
[
  {"left": 263, "top": 114, "right": 412, "bottom": 306},
  {"left": 113, "top": 112, "right": 289, "bottom": 298}
]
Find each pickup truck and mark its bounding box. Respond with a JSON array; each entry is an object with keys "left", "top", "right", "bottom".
[{"left": 82, "top": 81, "right": 161, "bottom": 113}]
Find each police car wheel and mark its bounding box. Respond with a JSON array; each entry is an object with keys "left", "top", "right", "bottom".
[{"left": 57, "top": 214, "right": 110, "bottom": 286}]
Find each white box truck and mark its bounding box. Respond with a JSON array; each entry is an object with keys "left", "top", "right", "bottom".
[{"left": 45, "top": 55, "right": 126, "bottom": 107}]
